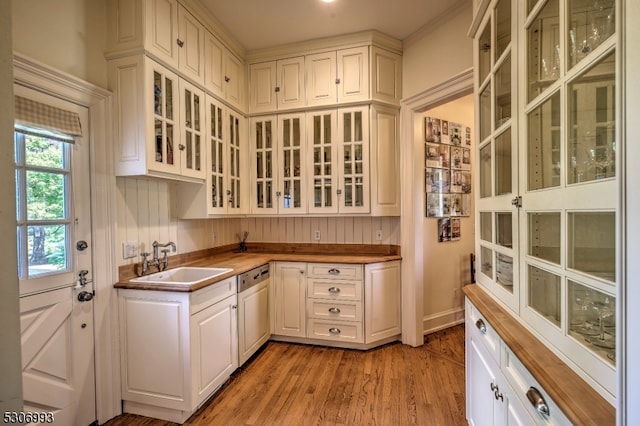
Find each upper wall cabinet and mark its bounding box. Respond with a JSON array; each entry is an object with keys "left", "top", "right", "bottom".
[
  {"left": 306, "top": 47, "right": 370, "bottom": 107},
  {"left": 204, "top": 32, "right": 245, "bottom": 112},
  {"left": 107, "top": 0, "right": 205, "bottom": 85},
  {"left": 107, "top": 55, "right": 206, "bottom": 182},
  {"left": 249, "top": 57, "right": 306, "bottom": 114}
]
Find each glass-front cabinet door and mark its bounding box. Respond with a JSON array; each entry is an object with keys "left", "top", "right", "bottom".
[
  {"left": 206, "top": 96, "right": 226, "bottom": 214},
  {"left": 149, "top": 61, "right": 179, "bottom": 176},
  {"left": 307, "top": 111, "right": 337, "bottom": 214},
  {"left": 227, "top": 110, "right": 243, "bottom": 213},
  {"left": 179, "top": 79, "right": 205, "bottom": 180},
  {"left": 338, "top": 106, "right": 370, "bottom": 214},
  {"left": 521, "top": 0, "right": 617, "bottom": 397},
  {"left": 475, "top": 0, "right": 519, "bottom": 312},
  {"left": 251, "top": 116, "right": 277, "bottom": 215},
  {"left": 278, "top": 113, "right": 306, "bottom": 214}
]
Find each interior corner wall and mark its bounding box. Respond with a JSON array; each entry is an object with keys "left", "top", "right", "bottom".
[
  {"left": 0, "top": 0, "right": 24, "bottom": 414},
  {"left": 11, "top": 0, "right": 108, "bottom": 89},
  {"left": 421, "top": 95, "right": 475, "bottom": 333},
  {"left": 401, "top": 2, "right": 473, "bottom": 99}
]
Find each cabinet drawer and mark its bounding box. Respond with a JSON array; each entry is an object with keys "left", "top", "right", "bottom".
[
  {"left": 307, "top": 299, "right": 362, "bottom": 321},
  {"left": 465, "top": 298, "right": 500, "bottom": 364},
  {"left": 501, "top": 346, "right": 571, "bottom": 425},
  {"left": 307, "top": 278, "right": 362, "bottom": 301},
  {"left": 190, "top": 277, "right": 236, "bottom": 314},
  {"left": 307, "top": 319, "right": 363, "bottom": 343},
  {"left": 307, "top": 263, "right": 363, "bottom": 280}
]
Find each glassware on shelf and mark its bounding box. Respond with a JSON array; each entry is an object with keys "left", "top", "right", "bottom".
[{"left": 585, "top": 296, "right": 615, "bottom": 349}]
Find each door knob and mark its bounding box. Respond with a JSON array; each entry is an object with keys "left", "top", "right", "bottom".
[{"left": 78, "top": 291, "right": 94, "bottom": 302}]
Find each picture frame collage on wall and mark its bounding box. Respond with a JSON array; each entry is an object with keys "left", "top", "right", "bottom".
[{"left": 424, "top": 116, "right": 472, "bottom": 242}]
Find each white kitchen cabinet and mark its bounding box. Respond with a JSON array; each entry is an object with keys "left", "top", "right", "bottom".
[
  {"left": 273, "top": 262, "right": 307, "bottom": 338},
  {"left": 465, "top": 298, "right": 571, "bottom": 426},
  {"left": 118, "top": 277, "right": 238, "bottom": 424},
  {"left": 364, "top": 261, "right": 401, "bottom": 344},
  {"left": 370, "top": 104, "right": 400, "bottom": 216},
  {"left": 107, "top": 55, "right": 206, "bottom": 182},
  {"left": 237, "top": 278, "right": 271, "bottom": 366},
  {"left": 306, "top": 106, "right": 370, "bottom": 214},
  {"left": 107, "top": 0, "right": 205, "bottom": 85},
  {"left": 370, "top": 46, "right": 402, "bottom": 106},
  {"left": 306, "top": 263, "right": 364, "bottom": 344},
  {"left": 472, "top": 0, "right": 618, "bottom": 400},
  {"left": 178, "top": 96, "right": 247, "bottom": 217},
  {"left": 249, "top": 56, "right": 306, "bottom": 114},
  {"left": 306, "top": 47, "right": 370, "bottom": 107},
  {"left": 204, "top": 32, "right": 244, "bottom": 111},
  {"left": 250, "top": 113, "right": 307, "bottom": 215}
]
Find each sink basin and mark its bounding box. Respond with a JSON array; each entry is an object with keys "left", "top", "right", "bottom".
[{"left": 130, "top": 267, "right": 233, "bottom": 286}]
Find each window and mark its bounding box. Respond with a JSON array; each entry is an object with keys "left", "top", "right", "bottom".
[{"left": 15, "top": 131, "right": 72, "bottom": 279}]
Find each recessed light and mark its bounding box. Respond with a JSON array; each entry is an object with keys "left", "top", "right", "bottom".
[{"left": 322, "top": 0, "right": 335, "bottom": 3}]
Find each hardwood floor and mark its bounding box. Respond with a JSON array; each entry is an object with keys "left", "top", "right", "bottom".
[{"left": 104, "top": 325, "right": 466, "bottom": 426}]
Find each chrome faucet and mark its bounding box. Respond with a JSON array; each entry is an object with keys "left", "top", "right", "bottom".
[{"left": 152, "top": 241, "right": 176, "bottom": 271}]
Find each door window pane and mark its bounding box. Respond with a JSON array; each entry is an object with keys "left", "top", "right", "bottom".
[
  {"left": 568, "top": 51, "right": 616, "bottom": 184},
  {"left": 568, "top": 0, "right": 615, "bottom": 69},
  {"left": 496, "top": 212, "right": 513, "bottom": 248},
  {"left": 528, "top": 212, "right": 561, "bottom": 264},
  {"left": 480, "top": 212, "right": 492, "bottom": 242},
  {"left": 495, "top": 129, "right": 512, "bottom": 195},
  {"left": 496, "top": 253, "right": 513, "bottom": 291},
  {"left": 528, "top": 265, "right": 560, "bottom": 327},
  {"left": 527, "top": 0, "right": 560, "bottom": 101},
  {"left": 528, "top": 91, "right": 561, "bottom": 190},
  {"left": 568, "top": 211, "right": 615, "bottom": 282},
  {"left": 479, "top": 143, "right": 492, "bottom": 198}
]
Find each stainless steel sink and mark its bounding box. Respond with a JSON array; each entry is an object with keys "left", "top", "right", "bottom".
[{"left": 129, "top": 267, "right": 233, "bottom": 286}]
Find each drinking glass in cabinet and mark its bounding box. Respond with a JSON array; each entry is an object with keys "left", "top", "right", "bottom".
[
  {"left": 568, "top": 280, "right": 616, "bottom": 365},
  {"left": 568, "top": 51, "right": 616, "bottom": 184},
  {"left": 527, "top": 0, "right": 560, "bottom": 102},
  {"left": 568, "top": 0, "right": 615, "bottom": 69}
]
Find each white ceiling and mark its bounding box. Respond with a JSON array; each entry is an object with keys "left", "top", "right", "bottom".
[{"left": 200, "top": 0, "right": 467, "bottom": 51}]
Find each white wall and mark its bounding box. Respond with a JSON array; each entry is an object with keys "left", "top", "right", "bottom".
[
  {"left": 402, "top": 2, "right": 473, "bottom": 99},
  {"left": 12, "top": 0, "right": 108, "bottom": 88},
  {"left": 0, "top": 0, "right": 24, "bottom": 414},
  {"left": 421, "top": 95, "right": 475, "bottom": 331}
]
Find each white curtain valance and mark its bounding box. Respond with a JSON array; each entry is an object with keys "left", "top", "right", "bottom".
[{"left": 14, "top": 95, "right": 82, "bottom": 143}]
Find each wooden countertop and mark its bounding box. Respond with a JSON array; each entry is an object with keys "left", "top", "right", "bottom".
[
  {"left": 115, "top": 243, "right": 401, "bottom": 292},
  {"left": 463, "top": 284, "right": 615, "bottom": 426}
]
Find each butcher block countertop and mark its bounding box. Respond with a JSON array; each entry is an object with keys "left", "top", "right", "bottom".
[
  {"left": 463, "top": 284, "right": 615, "bottom": 426},
  {"left": 115, "top": 243, "right": 401, "bottom": 292}
]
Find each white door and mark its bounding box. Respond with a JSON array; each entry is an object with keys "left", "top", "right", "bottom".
[{"left": 15, "top": 87, "right": 96, "bottom": 426}]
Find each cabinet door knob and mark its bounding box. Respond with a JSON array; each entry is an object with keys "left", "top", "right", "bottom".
[
  {"left": 179, "top": 144, "right": 186, "bottom": 151},
  {"left": 225, "top": 76, "right": 230, "bottom": 83},
  {"left": 176, "top": 39, "right": 184, "bottom": 48},
  {"left": 328, "top": 286, "right": 341, "bottom": 293},
  {"left": 275, "top": 86, "right": 280, "bottom": 93},
  {"left": 329, "top": 327, "right": 341, "bottom": 334},
  {"left": 335, "top": 78, "right": 341, "bottom": 84},
  {"left": 328, "top": 307, "right": 341, "bottom": 314}
]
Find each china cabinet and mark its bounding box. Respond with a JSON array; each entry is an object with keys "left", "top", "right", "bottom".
[
  {"left": 472, "top": 0, "right": 618, "bottom": 404},
  {"left": 249, "top": 57, "right": 306, "bottom": 114},
  {"left": 107, "top": 55, "right": 206, "bottom": 182},
  {"left": 250, "top": 113, "right": 307, "bottom": 215}
]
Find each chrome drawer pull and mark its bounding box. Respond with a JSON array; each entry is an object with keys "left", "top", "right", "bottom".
[
  {"left": 328, "top": 268, "right": 341, "bottom": 275},
  {"left": 329, "top": 327, "right": 341, "bottom": 334},
  {"left": 526, "top": 387, "right": 550, "bottom": 416},
  {"left": 328, "top": 287, "right": 341, "bottom": 294},
  {"left": 328, "top": 307, "right": 341, "bottom": 314},
  {"left": 475, "top": 318, "right": 487, "bottom": 334}
]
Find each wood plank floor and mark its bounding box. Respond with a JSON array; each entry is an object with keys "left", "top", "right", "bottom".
[{"left": 104, "top": 325, "right": 466, "bottom": 426}]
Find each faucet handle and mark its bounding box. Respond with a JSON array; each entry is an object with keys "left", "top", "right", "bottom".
[
  {"left": 161, "top": 249, "right": 170, "bottom": 256},
  {"left": 140, "top": 252, "right": 150, "bottom": 259}
]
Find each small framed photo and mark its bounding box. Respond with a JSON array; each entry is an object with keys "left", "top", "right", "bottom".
[
  {"left": 450, "top": 193, "right": 471, "bottom": 216},
  {"left": 451, "top": 171, "right": 472, "bottom": 194},
  {"left": 438, "top": 217, "right": 451, "bottom": 242},
  {"left": 426, "top": 167, "right": 450, "bottom": 193},
  {"left": 427, "top": 193, "right": 450, "bottom": 217},
  {"left": 426, "top": 143, "right": 450, "bottom": 169},
  {"left": 449, "top": 122, "right": 463, "bottom": 146},
  {"left": 425, "top": 117, "right": 442, "bottom": 143}
]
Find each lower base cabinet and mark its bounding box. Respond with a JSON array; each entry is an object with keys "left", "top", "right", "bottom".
[
  {"left": 272, "top": 260, "right": 401, "bottom": 348},
  {"left": 118, "top": 278, "right": 238, "bottom": 424},
  {"left": 465, "top": 298, "right": 571, "bottom": 426}
]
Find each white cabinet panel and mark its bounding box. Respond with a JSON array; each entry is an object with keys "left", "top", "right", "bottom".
[
  {"left": 364, "top": 261, "right": 401, "bottom": 343},
  {"left": 273, "top": 262, "right": 306, "bottom": 337}
]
